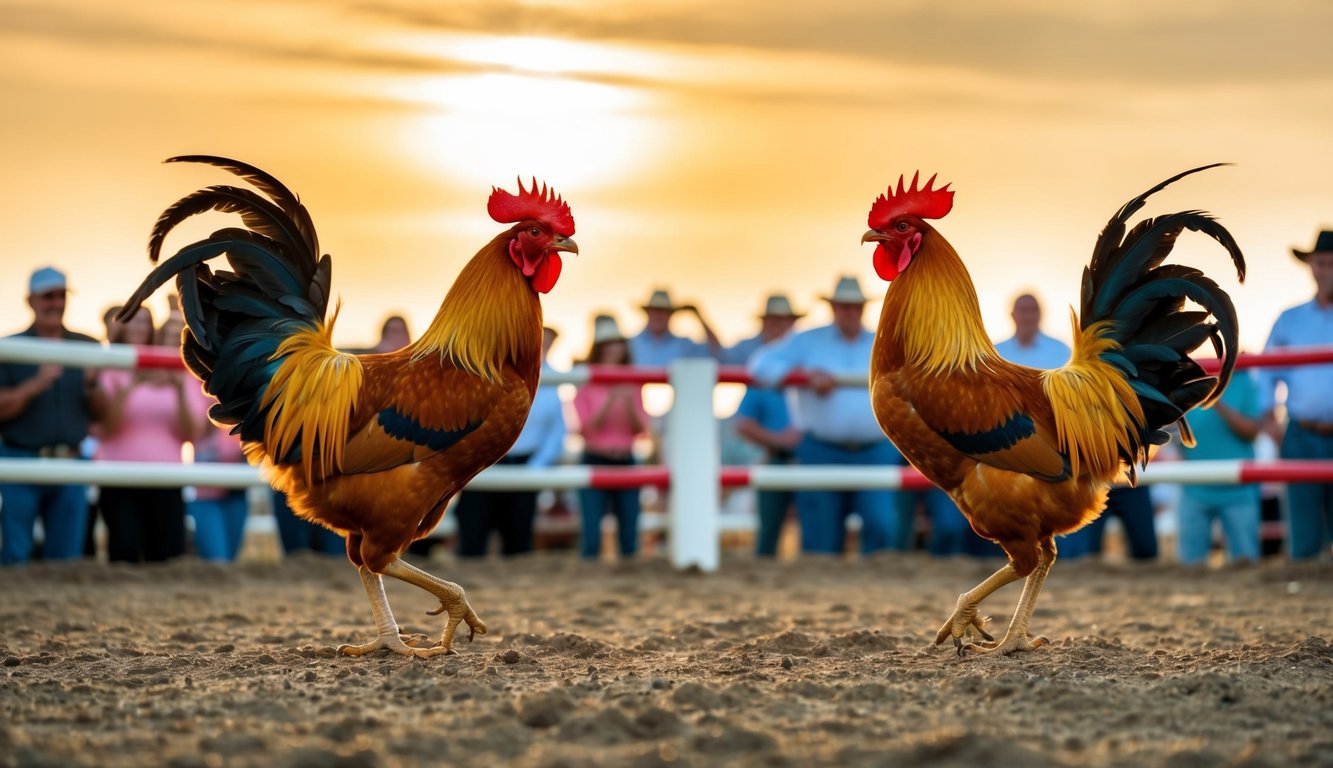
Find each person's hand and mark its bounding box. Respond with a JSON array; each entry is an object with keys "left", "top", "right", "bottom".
[
  {"left": 807, "top": 369, "right": 837, "bottom": 397},
  {"left": 29, "top": 364, "right": 63, "bottom": 393},
  {"left": 774, "top": 426, "right": 803, "bottom": 451}
]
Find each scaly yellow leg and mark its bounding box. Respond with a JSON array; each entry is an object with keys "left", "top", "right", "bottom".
[
  {"left": 963, "top": 541, "right": 1056, "bottom": 656},
  {"left": 935, "top": 562, "right": 1021, "bottom": 655},
  {"left": 382, "top": 557, "right": 487, "bottom": 653},
  {"left": 338, "top": 566, "right": 453, "bottom": 658}
]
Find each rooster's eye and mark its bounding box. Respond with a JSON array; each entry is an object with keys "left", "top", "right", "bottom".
[
  {"left": 895, "top": 221, "right": 910, "bottom": 233},
  {"left": 528, "top": 227, "right": 541, "bottom": 237}
]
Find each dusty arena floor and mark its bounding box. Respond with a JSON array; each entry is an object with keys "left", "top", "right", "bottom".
[{"left": 2, "top": 552, "right": 1331, "bottom": 768}]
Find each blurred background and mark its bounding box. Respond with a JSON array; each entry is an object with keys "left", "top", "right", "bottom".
[{"left": 2, "top": 0, "right": 1331, "bottom": 366}]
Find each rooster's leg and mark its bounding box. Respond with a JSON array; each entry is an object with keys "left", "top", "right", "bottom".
[
  {"left": 339, "top": 565, "right": 453, "bottom": 658},
  {"left": 963, "top": 541, "right": 1056, "bottom": 656},
  {"left": 935, "top": 563, "right": 1020, "bottom": 654},
  {"left": 382, "top": 557, "right": 488, "bottom": 653}
]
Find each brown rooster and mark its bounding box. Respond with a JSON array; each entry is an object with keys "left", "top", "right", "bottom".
[
  {"left": 862, "top": 167, "right": 1244, "bottom": 655},
  {"left": 119, "top": 156, "right": 577, "bottom": 657}
]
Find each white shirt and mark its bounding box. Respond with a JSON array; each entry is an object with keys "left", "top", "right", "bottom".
[
  {"left": 994, "top": 331, "right": 1071, "bottom": 370},
  {"left": 749, "top": 324, "right": 883, "bottom": 444}
]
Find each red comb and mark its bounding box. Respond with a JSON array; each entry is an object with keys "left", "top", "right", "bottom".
[
  {"left": 488, "top": 178, "right": 575, "bottom": 237},
  {"left": 867, "top": 172, "right": 954, "bottom": 229}
]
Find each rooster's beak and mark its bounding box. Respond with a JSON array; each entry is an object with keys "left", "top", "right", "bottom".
[
  {"left": 861, "top": 230, "right": 888, "bottom": 244},
  {"left": 550, "top": 236, "right": 579, "bottom": 255}
]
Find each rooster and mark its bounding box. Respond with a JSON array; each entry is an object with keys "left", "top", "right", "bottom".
[
  {"left": 861, "top": 166, "right": 1244, "bottom": 655},
  {"left": 119, "top": 156, "right": 577, "bottom": 658}
]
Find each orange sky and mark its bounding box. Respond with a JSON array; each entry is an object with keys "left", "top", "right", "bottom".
[{"left": 3, "top": 0, "right": 1331, "bottom": 370}]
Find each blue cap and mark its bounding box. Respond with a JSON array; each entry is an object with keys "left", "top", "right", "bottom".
[{"left": 28, "top": 267, "right": 67, "bottom": 295}]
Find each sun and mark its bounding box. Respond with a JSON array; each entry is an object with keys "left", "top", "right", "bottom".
[{"left": 389, "top": 37, "right": 667, "bottom": 189}]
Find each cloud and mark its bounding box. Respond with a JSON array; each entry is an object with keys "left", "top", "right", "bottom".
[{"left": 347, "top": 0, "right": 1333, "bottom": 85}]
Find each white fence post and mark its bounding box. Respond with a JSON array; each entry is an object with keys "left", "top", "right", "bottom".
[{"left": 666, "top": 357, "right": 720, "bottom": 572}]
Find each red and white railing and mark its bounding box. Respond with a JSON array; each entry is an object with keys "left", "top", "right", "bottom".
[{"left": 3, "top": 337, "right": 1333, "bottom": 570}]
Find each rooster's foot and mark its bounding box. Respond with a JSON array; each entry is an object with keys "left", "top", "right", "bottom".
[
  {"left": 426, "top": 590, "right": 488, "bottom": 653},
  {"left": 961, "top": 632, "right": 1048, "bottom": 657},
  {"left": 338, "top": 633, "right": 454, "bottom": 658},
  {"left": 934, "top": 603, "right": 994, "bottom": 656}
]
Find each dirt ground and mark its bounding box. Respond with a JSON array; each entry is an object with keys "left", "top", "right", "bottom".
[{"left": 1, "top": 551, "right": 1331, "bottom": 768}]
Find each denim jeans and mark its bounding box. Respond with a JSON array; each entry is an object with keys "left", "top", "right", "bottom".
[
  {"left": 1281, "top": 423, "right": 1333, "bottom": 560},
  {"left": 189, "top": 491, "right": 250, "bottom": 561},
  {"left": 0, "top": 478, "right": 88, "bottom": 565},
  {"left": 578, "top": 451, "right": 641, "bottom": 559},
  {"left": 1175, "top": 493, "right": 1260, "bottom": 565},
  {"left": 793, "top": 436, "right": 902, "bottom": 555}
]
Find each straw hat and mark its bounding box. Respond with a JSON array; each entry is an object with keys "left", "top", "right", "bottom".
[
  {"left": 822, "top": 275, "right": 869, "bottom": 305},
  {"left": 759, "top": 293, "right": 805, "bottom": 319},
  {"left": 1292, "top": 230, "right": 1333, "bottom": 262},
  {"left": 640, "top": 288, "right": 681, "bottom": 312},
  {"left": 592, "top": 314, "right": 627, "bottom": 344}
]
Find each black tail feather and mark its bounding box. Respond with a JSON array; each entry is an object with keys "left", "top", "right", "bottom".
[
  {"left": 120, "top": 156, "right": 330, "bottom": 438},
  {"left": 1080, "top": 165, "right": 1245, "bottom": 464}
]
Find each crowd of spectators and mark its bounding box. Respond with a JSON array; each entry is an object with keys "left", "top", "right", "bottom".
[{"left": 2, "top": 227, "right": 1330, "bottom": 565}]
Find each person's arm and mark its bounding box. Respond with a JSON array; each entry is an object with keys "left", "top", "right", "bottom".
[
  {"left": 99, "top": 370, "right": 139, "bottom": 435},
  {"left": 749, "top": 333, "right": 803, "bottom": 386},
  {"left": 679, "top": 304, "right": 723, "bottom": 358},
  {"left": 1213, "top": 401, "right": 1261, "bottom": 442},
  {"left": 734, "top": 416, "right": 801, "bottom": 452},
  {"left": 0, "top": 364, "right": 62, "bottom": 421},
  {"left": 620, "top": 386, "right": 648, "bottom": 435},
  {"left": 1254, "top": 316, "right": 1288, "bottom": 444}
]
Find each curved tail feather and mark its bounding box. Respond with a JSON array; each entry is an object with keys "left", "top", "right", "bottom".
[
  {"left": 119, "top": 156, "right": 335, "bottom": 451},
  {"left": 1055, "top": 165, "right": 1245, "bottom": 481}
]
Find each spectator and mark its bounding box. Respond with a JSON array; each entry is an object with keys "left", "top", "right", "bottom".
[
  {"left": 574, "top": 315, "right": 650, "bottom": 559},
  {"left": 993, "top": 292, "right": 1155, "bottom": 560},
  {"left": 0, "top": 267, "right": 107, "bottom": 565},
  {"left": 750, "top": 275, "right": 902, "bottom": 555},
  {"left": 732, "top": 295, "right": 804, "bottom": 556},
  {"left": 370, "top": 315, "right": 411, "bottom": 354},
  {"left": 454, "top": 326, "right": 566, "bottom": 557},
  {"left": 722, "top": 293, "right": 805, "bottom": 366},
  {"left": 188, "top": 414, "right": 251, "bottom": 563},
  {"left": 96, "top": 306, "right": 196, "bottom": 563},
  {"left": 1256, "top": 229, "right": 1333, "bottom": 560},
  {"left": 629, "top": 288, "right": 722, "bottom": 367},
  {"left": 1176, "top": 372, "right": 1263, "bottom": 565}
]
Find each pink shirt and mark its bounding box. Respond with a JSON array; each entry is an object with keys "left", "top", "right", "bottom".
[
  {"left": 185, "top": 383, "right": 247, "bottom": 500},
  {"left": 573, "top": 384, "right": 649, "bottom": 455},
  {"left": 96, "top": 370, "right": 191, "bottom": 463}
]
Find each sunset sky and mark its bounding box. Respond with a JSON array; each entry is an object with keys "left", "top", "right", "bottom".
[{"left": 3, "top": 0, "right": 1331, "bottom": 372}]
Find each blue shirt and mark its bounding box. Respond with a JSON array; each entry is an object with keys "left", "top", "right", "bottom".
[
  {"left": 721, "top": 334, "right": 765, "bottom": 366},
  {"left": 1179, "top": 372, "right": 1262, "bottom": 507},
  {"left": 509, "top": 365, "right": 566, "bottom": 467},
  {"left": 629, "top": 329, "right": 715, "bottom": 368},
  {"left": 0, "top": 326, "right": 100, "bottom": 450},
  {"left": 735, "top": 386, "right": 791, "bottom": 434},
  {"left": 750, "top": 324, "right": 885, "bottom": 444},
  {"left": 993, "top": 331, "right": 1071, "bottom": 370},
  {"left": 1255, "top": 299, "right": 1333, "bottom": 421}
]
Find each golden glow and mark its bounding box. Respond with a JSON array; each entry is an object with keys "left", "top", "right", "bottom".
[{"left": 394, "top": 71, "right": 663, "bottom": 188}]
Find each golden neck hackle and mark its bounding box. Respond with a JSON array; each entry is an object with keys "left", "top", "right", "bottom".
[
  {"left": 877, "top": 231, "right": 996, "bottom": 375},
  {"left": 412, "top": 231, "right": 543, "bottom": 387}
]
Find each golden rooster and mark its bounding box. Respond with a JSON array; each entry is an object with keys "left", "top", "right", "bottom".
[
  {"left": 119, "top": 156, "right": 577, "bottom": 658},
  {"left": 861, "top": 166, "right": 1244, "bottom": 655}
]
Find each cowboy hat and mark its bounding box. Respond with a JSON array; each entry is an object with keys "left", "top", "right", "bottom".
[
  {"left": 640, "top": 289, "right": 681, "bottom": 312},
  {"left": 822, "top": 275, "right": 868, "bottom": 304},
  {"left": 759, "top": 293, "right": 805, "bottom": 319},
  {"left": 592, "top": 314, "right": 627, "bottom": 344},
  {"left": 1292, "top": 230, "right": 1333, "bottom": 262}
]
